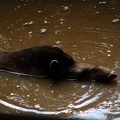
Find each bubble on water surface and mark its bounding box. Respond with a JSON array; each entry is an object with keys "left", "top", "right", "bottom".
[
  {"left": 34, "top": 104, "right": 40, "bottom": 109},
  {"left": 38, "top": 10, "right": 42, "bottom": 13},
  {"left": 68, "top": 27, "right": 71, "bottom": 29},
  {"left": 60, "top": 21, "right": 63, "bottom": 25},
  {"left": 55, "top": 40, "right": 61, "bottom": 44},
  {"left": 19, "top": 39, "right": 22, "bottom": 42},
  {"left": 28, "top": 31, "right": 33, "bottom": 38},
  {"left": 107, "top": 50, "right": 111, "bottom": 52},
  {"left": 40, "top": 28, "right": 47, "bottom": 33},
  {"left": 112, "top": 19, "right": 120, "bottom": 23},
  {"left": 44, "top": 20, "right": 48, "bottom": 24},
  {"left": 7, "top": 27, "right": 10, "bottom": 30},
  {"left": 68, "top": 103, "right": 74, "bottom": 108},
  {"left": 99, "top": 1, "right": 107, "bottom": 4},
  {"left": 16, "top": 85, "right": 20, "bottom": 88},
  {"left": 82, "top": 57, "right": 86, "bottom": 60},
  {"left": 107, "top": 54, "right": 111, "bottom": 57},
  {"left": 22, "top": 21, "right": 34, "bottom": 26},
  {"left": 51, "top": 90, "right": 54, "bottom": 93},
  {"left": 63, "top": 6, "right": 69, "bottom": 10},
  {"left": 27, "top": 94, "right": 30, "bottom": 97},
  {"left": 10, "top": 93, "right": 14, "bottom": 95},
  {"left": 96, "top": 11, "right": 99, "bottom": 14},
  {"left": 55, "top": 30, "right": 61, "bottom": 34}
]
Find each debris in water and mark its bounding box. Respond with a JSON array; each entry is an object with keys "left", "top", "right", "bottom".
[
  {"left": 60, "top": 21, "right": 63, "bottom": 25},
  {"left": 112, "top": 18, "right": 120, "bottom": 23},
  {"left": 44, "top": 19, "right": 49, "bottom": 24},
  {"left": 34, "top": 104, "right": 40, "bottom": 109},
  {"left": 107, "top": 50, "right": 111, "bottom": 53},
  {"left": 7, "top": 27, "right": 10, "bottom": 30},
  {"left": 19, "top": 39, "right": 22, "bottom": 42},
  {"left": 68, "top": 27, "right": 71, "bottom": 29},
  {"left": 28, "top": 31, "right": 33, "bottom": 38},
  {"left": 40, "top": 28, "right": 47, "bottom": 33},
  {"left": 38, "top": 10, "right": 42, "bottom": 13},
  {"left": 99, "top": 1, "right": 107, "bottom": 4},
  {"left": 27, "top": 94, "right": 30, "bottom": 97},
  {"left": 63, "top": 6, "right": 69, "bottom": 10},
  {"left": 22, "top": 21, "right": 34, "bottom": 26},
  {"left": 16, "top": 85, "right": 20, "bottom": 87},
  {"left": 56, "top": 40, "right": 61, "bottom": 44},
  {"left": 55, "top": 30, "right": 61, "bottom": 34},
  {"left": 10, "top": 93, "right": 14, "bottom": 95},
  {"left": 68, "top": 103, "right": 74, "bottom": 108}
]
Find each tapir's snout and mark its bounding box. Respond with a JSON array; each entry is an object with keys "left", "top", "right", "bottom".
[
  {"left": 89, "top": 66, "right": 117, "bottom": 82},
  {"left": 108, "top": 71, "right": 117, "bottom": 81},
  {"left": 68, "top": 63, "right": 117, "bottom": 82}
]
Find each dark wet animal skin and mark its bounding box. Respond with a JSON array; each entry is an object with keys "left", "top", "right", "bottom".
[{"left": 0, "top": 46, "right": 117, "bottom": 82}]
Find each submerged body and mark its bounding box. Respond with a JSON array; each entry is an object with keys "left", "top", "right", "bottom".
[{"left": 0, "top": 46, "right": 117, "bottom": 82}]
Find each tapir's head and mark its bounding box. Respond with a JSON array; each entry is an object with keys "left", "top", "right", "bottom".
[
  {"left": 69, "top": 63, "right": 117, "bottom": 82},
  {"left": 88, "top": 65, "right": 117, "bottom": 82},
  {"left": 50, "top": 60, "right": 117, "bottom": 82},
  {"left": 48, "top": 46, "right": 117, "bottom": 82}
]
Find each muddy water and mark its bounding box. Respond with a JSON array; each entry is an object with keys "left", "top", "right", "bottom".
[{"left": 0, "top": 0, "right": 120, "bottom": 119}]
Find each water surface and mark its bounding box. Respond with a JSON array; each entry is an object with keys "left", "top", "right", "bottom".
[{"left": 0, "top": 0, "right": 120, "bottom": 119}]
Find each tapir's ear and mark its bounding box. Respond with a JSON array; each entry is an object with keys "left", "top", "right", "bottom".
[
  {"left": 52, "top": 45, "right": 60, "bottom": 48},
  {"left": 50, "top": 60, "right": 59, "bottom": 76}
]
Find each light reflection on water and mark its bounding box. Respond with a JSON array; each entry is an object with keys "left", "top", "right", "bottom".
[
  {"left": 0, "top": 72, "right": 119, "bottom": 119},
  {"left": 0, "top": 0, "right": 120, "bottom": 119}
]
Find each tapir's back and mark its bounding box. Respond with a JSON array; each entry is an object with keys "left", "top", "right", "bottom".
[
  {"left": 0, "top": 46, "right": 74, "bottom": 76},
  {"left": 0, "top": 47, "right": 46, "bottom": 75},
  {"left": 0, "top": 48, "right": 10, "bottom": 68}
]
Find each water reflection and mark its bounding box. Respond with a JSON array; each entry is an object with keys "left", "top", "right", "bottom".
[{"left": 0, "top": 72, "right": 118, "bottom": 117}]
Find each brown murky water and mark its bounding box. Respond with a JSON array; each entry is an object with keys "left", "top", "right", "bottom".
[{"left": 0, "top": 0, "right": 120, "bottom": 119}]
